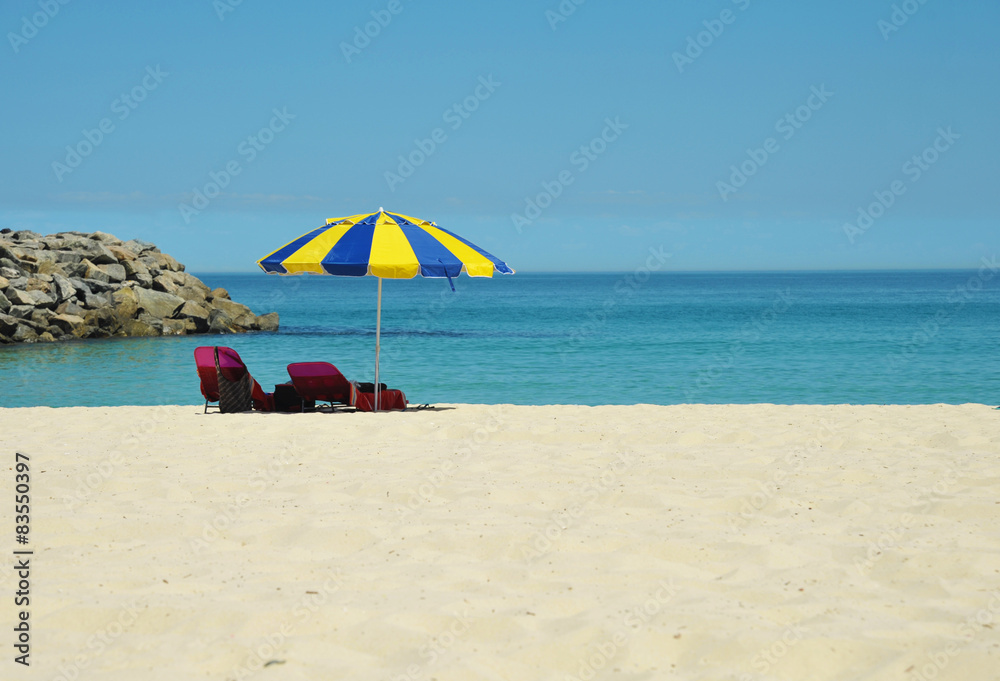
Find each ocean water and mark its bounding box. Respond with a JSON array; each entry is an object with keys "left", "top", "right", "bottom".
[{"left": 1, "top": 270, "right": 998, "bottom": 407}]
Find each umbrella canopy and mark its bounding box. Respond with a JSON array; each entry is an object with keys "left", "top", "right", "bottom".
[
  {"left": 258, "top": 209, "right": 513, "bottom": 280},
  {"left": 257, "top": 209, "right": 514, "bottom": 409}
]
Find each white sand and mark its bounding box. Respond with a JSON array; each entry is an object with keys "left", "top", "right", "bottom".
[{"left": 1, "top": 404, "right": 999, "bottom": 680}]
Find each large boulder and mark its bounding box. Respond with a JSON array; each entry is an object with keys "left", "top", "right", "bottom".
[
  {"left": 24, "top": 278, "right": 52, "bottom": 294},
  {"left": 255, "top": 312, "right": 280, "bottom": 332},
  {"left": 67, "top": 278, "right": 92, "bottom": 296},
  {"left": 142, "top": 251, "right": 183, "bottom": 273},
  {"left": 50, "top": 313, "right": 87, "bottom": 336},
  {"left": 20, "top": 249, "right": 57, "bottom": 264},
  {"left": 82, "top": 291, "right": 110, "bottom": 309},
  {"left": 0, "top": 313, "right": 19, "bottom": 336},
  {"left": 55, "top": 300, "right": 85, "bottom": 317},
  {"left": 53, "top": 250, "right": 84, "bottom": 266},
  {"left": 0, "top": 243, "right": 22, "bottom": 262},
  {"left": 36, "top": 260, "right": 68, "bottom": 277},
  {"left": 122, "top": 259, "right": 153, "bottom": 287},
  {"left": 134, "top": 287, "right": 184, "bottom": 319},
  {"left": 0, "top": 260, "right": 26, "bottom": 277},
  {"left": 12, "top": 324, "right": 38, "bottom": 343},
  {"left": 111, "top": 287, "right": 139, "bottom": 320},
  {"left": 0, "top": 291, "right": 9, "bottom": 314},
  {"left": 83, "top": 307, "right": 119, "bottom": 334},
  {"left": 77, "top": 259, "right": 109, "bottom": 283},
  {"left": 91, "top": 231, "right": 122, "bottom": 244},
  {"left": 99, "top": 262, "right": 127, "bottom": 283},
  {"left": 178, "top": 272, "right": 211, "bottom": 295},
  {"left": 107, "top": 244, "right": 137, "bottom": 261},
  {"left": 5, "top": 305, "right": 34, "bottom": 320},
  {"left": 211, "top": 297, "right": 254, "bottom": 322},
  {"left": 161, "top": 318, "right": 187, "bottom": 335},
  {"left": 175, "top": 301, "right": 211, "bottom": 332},
  {"left": 122, "top": 239, "right": 158, "bottom": 254},
  {"left": 54, "top": 238, "right": 117, "bottom": 265},
  {"left": 152, "top": 273, "right": 181, "bottom": 295},
  {"left": 208, "top": 308, "right": 239, "bottom": 334},
  {"left": 50, "top": 274, "right": 77, "bottom": 302},
  {"left": 8, "top": 288, "right": 55, "bottom": 308},
  {"left": 30, "top": 308, "right": 54, "bottom": 327},
  {"left": 121, "top": 319, "right": 159, "bottom": 337}
]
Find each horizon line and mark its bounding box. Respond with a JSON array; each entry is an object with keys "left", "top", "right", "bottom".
[{"left": 188, "top": 266, "right": 997, "bottom": 275}]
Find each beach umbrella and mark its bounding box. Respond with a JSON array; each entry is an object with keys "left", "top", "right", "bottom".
[{"left": 257, "top": 209, "right": 514, "bottom": 409}]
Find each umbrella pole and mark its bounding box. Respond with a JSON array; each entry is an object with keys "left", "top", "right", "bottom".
[{"left": 374, "top": 276, "right": 382, "bottom": 412}]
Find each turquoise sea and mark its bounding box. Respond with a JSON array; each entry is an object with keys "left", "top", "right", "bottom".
[{"left": 1, "top": 270, "right": 998, "bottom": 407}]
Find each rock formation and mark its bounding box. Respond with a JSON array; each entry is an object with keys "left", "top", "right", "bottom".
[{"left": 0, "top": 229, "right": 278, "bottom": 344}]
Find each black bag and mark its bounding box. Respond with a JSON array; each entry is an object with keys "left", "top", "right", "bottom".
[
  {"left": 355, "top": 382, "right": 387, "bottom": 394},
  {"left": 273, "top": 383, "right": 307, "bottom": 412},
  {"left": 215, "top": 347, "right": 252, "bottom": 413}
]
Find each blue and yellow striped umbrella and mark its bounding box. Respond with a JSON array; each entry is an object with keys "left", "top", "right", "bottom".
[
  {"left": 257, "top": 209, "right": 514, "bottom": 409},
  {"left": 257, "top": 209, "right": 513, "bottom": 280}
]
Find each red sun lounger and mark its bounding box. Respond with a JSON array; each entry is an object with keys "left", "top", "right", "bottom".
[
  {"left": 286, "top": 362, "right": 354, "bottom": 410},
  {"left": 194, "top": 346, "right": 274, "bottom": 413},
  {"left": 286, "top": 362, "right": 407, "bottom": 411}
]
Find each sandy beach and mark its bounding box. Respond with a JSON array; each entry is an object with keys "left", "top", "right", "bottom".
[{"left": 1, "top": 403, "right": 999, "bottom": 680}]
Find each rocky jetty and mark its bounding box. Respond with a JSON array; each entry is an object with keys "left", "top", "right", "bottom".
[{"left": 0, "top": 229, "right": 278, "bottom": 344}]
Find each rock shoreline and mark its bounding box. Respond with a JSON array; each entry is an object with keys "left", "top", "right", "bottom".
[{"left": 0, "top": 229, "right": 278, "bottom": 344}]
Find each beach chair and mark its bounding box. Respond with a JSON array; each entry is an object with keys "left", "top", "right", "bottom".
[
  {"left": 194, "top": 346, "right": 275, "bottom": 413},
  {"left": 286, "top": 362, "right": 354, "bottom": 411}
]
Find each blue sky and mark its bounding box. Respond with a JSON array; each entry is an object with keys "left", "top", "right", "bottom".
[{"left": 1, "top": 0, "right": 997, "bottom": 272}]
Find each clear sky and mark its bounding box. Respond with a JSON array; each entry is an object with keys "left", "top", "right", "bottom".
[{"left": 1, "top": 0, "right": 997, "bottom": 272}]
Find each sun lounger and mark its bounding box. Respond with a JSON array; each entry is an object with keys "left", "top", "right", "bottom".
[
  {"left": 286, "top": 362, "right": 354, "bottom": 410},
  {"left": 286, "top": 362, "right": 407, "bottom": 412},
  {"left": 194, "top": 346, "right": 274, "bottom": 413}
]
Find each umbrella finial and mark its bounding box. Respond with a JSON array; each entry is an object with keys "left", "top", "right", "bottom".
[{"left": 379, "top": 206, "right": 384, "bottom": 213}]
